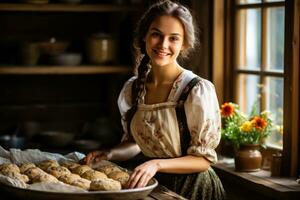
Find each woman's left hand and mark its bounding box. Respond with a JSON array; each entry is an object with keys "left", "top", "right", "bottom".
[{"left": 126, "top": 159, "right": 160, "bottom": 189}]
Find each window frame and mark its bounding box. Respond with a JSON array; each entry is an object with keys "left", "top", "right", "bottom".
[{"left": 213, "top": 0, "right": 299, "bottom": 177}]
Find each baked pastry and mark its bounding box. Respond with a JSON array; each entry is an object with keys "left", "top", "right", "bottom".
[
  {"left": 0, "top": 163, "right": 20, "bottom": 173},
  {"left": 46, "top": 166, "right": 71, "bottom": 178},
  {"left": 37, "top": 160, "right": 59, "bottom": 171},
  {"left": 19, "top": 163, "right": 36, "bottom": 174},
  {"left": 71, "top": 178, "right": 91, "bottom": 190},
  {"left": 72, "top": 165, "right": 92, "bottom": 176},
  {"left": 0, "top": 170, "right": 29, "bottom": 183},
  {"left": 81, "top": 169, "right": 107, "bottom": 181},
  {"left": 107, "top": 171, "right": 130, "bottom": 187},
  {"left": 90, "top": 178, "right": 122, "bottom": 191},
  {"left": 96, "top": 164, "right": 122, "bottom": 175},
  {"left": 61, "top": 162, "right": 80, "bottom": 171},
  {"left": 24, "top": 167, "right": 46, "bottom": 180},
  {"left": 58, "top": 173, "right": 81, "bottom": 184},
  {"left": 31, "top": 173, "right": 59, "bottom": 183}
]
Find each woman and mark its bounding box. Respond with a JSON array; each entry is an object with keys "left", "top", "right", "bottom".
[{"left": 83, "top": 1, "right": 225, "bottom": 199}]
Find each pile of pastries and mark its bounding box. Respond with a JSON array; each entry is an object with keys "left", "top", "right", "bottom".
[{"left": 0, "top": 160, "right": 130, "bottom": 191}]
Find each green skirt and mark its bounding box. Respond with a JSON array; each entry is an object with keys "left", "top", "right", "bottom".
[{"left": 156, "top": 167, "right": 226, "bottom": 200}]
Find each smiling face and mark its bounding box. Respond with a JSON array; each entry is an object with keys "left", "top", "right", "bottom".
[{"left": 144, "top": 15, "right": 185, "bottom": 68}]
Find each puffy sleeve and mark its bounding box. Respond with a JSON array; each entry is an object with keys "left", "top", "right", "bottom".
[
  {"left": 184, "top": 79, "right": 221, "bottom": 163},
  {"left": 117, "top": 76, "right": 137, "bottom": 142}
]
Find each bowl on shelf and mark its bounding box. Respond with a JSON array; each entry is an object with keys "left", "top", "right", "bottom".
[
  {"left": 39, "top": 38, "right": 69, "bottom": 56},
  {"left": 49, "top": 53, "right": 82, "bottom": 66}
]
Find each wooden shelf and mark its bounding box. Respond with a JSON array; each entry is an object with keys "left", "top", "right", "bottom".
[
  {"left": 0, "top": 3, "right": 138, "bottom": 12},
  {"left": 0, "top": 65, "right": 132, "bottom": 75}
]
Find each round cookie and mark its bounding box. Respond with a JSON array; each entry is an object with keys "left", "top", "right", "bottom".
[
  {"left": 37, "top": 160, "right": 59, "bottom": 171},
  {"left": 19, "top": 163, "right": 36, "bottom": 174},
  {"left": 0, "top": 170, "right": 29, "bottom": 183},
  {"left": 24, "top": 167, "right": 45, "bottom": 180},
  {"left": 81, "top": 170, "right": 107, "bottom": 181},
  {"left": 31, "top": 173, "right": 59, "bottom": 183},
  {"left": 71, "top": 178, "right": 91, "bottom": 190},
  {"left": 46, "top": 166, "right": 71, "bottom": 178},
  {"left": 61, "top": 162, "right": 80, "bottom": 171},
  {"left": 72, "top": 165, "right": 92, "bottom": 176},
  {"left": 90, "top": 178, "right": 122, "bottom": 191},
  {"left": 0, "top": 163, "right": 20, "bottom": 173},
  {"left": 107, "top": 171, "right": 130, "bottom": 187},
  {"left": 96, "top": 164, "right": 122, "bottom": 175},
  {"left": 58, "top": 173, "right": 81, "bottom": 184}
]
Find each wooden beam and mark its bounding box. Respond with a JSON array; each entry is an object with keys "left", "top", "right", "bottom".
[
  {"left": 212, "top": 0, "right": 225, "bottom": 104},
  {"left": 283, "top": 0, "right": 300, "bottom": 177}
]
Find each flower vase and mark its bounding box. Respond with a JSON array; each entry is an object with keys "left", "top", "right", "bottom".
[{"left": 234, "top": 144, "right": 262, "bottom": 172}]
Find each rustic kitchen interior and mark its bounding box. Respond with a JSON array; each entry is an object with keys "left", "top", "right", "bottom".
[{"left": 0, "top": 0, "right": 299, "bottom": 199}]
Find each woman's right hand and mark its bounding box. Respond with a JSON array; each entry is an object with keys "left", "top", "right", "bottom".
[{"left": 81, "top": 150, "right": 112, "bottom": 165}]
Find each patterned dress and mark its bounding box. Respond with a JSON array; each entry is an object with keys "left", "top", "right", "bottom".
[{"left": 118, "top": 70, "right": 225, "bottom": 200}]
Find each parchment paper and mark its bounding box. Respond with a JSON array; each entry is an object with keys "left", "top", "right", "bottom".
[{"left": 0, "top": 145, "right": 87, "bottom": 192}]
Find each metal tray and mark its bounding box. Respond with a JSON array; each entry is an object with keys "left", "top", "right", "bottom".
[{"left": 0, "top": 178, "right": 158, "bottom": 200}]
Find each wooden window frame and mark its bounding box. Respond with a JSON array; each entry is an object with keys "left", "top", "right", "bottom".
[{"left": 213, "top": 0, "right": 300, "bottom": 177}]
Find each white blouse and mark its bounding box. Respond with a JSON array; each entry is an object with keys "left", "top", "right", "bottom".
[{"left": 117, "top": 70, "right": 221, "bottom": 163}]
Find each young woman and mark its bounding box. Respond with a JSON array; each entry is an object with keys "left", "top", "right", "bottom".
[{"left": 83, "top": 1, "right": 225, "bottom": 199}]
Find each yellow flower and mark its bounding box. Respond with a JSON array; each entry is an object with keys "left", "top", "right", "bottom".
[{"left": 240, "top": 121, "right": 252, "bottom": 132}]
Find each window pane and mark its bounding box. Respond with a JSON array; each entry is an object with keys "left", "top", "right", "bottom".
[
  {"left": 236, "top": 74, "right": 261, "bottom": 113},
  {"left": 265, "top": 77, "right": 283, "bottom": 148},
  {"left": 266, "top": 7, "right": 285, "bottom": 71},
  {"left": 235, "top": 9, "right": 261, "bottom": 70},
  {"left": 236, "top": 0, "right": 261, "bottom": 4}
]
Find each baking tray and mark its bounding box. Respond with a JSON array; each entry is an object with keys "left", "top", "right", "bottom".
[{"left": 0, "top": 178, "right": 158, "bottom": 200}]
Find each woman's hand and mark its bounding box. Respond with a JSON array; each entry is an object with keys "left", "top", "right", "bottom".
[
  {"left": 126, "top": 160, "right": 160, "bottom": 189},
  {"left": 81, "top": 150, "right": 112, "bottom": 165}
]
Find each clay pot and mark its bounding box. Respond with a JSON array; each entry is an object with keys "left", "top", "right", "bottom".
[
  {"left": 234, "top": 144, "right": 262, "bottom": 172},
  {"left": 86, "top": 33, "right": 116, "bottom": 64}
]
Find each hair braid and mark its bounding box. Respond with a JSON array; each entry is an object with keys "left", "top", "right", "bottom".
[
  {"left": 134, "top": 54, "right": 151, "bottom": 105},
  {"left": 125, "top": 54, "right": 151, "bottom": 137}
]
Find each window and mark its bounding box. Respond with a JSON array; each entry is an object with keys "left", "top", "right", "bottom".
[
  {"left": 213, "top": 0, "right": 299, "bottom": 176},
  {"left": 234, "top": 1, "right": 285, "bottom": 149}
]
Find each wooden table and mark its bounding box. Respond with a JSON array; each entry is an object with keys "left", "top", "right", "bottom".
[{"left": 145, "top": 185, "right": 187, "bottom": 200}]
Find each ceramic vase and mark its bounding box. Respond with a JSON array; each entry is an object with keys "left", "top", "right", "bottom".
[{"left": 234, "top": 144, "right": 262, "bottom": 172}]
